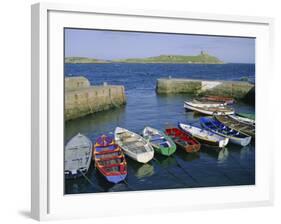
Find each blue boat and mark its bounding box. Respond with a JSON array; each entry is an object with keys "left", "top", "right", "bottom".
[
  {"left": 93, "top": 135, "right": 127, "bottom": 184},
  {"left": 200, "top": 117, "right": 251, "bottom": 146}
]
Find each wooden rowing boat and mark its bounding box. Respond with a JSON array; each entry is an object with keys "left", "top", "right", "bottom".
[
  {"left": 178, "top": 122, "right": 229, "bottom": 148},
  {"left": 236, "top": 112, "right": 255, "bottom": 121},
  {"left": 114, "top": 127, "right": 154, "bottom": 163},
  {"left": 214, "top": 115, "right": 255, "bottom": 137},
  {"left": 200, "top": 95, "right": 235, "bottom": 105},
  {"left": 165, "top": 127, "right": 201, "bottom": 153},
  {"left": 184, "top": 100, "right": 235, "bottom": 115},
  {"left": 143, "top": 126, "right": 177, "bottom": 156},
  {"left": 64, "top": 133, "right": 92, "bottom": 179},
  {"left": 200, "top": 117, "right": 252, "bottom": 146},
  {"left": 93, "top": 135, "right": 127, "bottom": 184},
  {"left": 230, "top": 114, "right": 255, "bottom": 126}
]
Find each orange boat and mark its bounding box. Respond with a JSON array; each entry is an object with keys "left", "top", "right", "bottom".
[
  {"left": 165, "top": 127, "right": 201, "bottom": 153},
  {"left": 201, "top": 95, "right": 235, "bottom": 105}
]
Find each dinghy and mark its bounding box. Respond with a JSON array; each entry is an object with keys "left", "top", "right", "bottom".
[
  {"left": 200, "top": 117, "right": 252, "bottom": 146},
  {"left": 229, "top": 114, "right": 255, "bottom": 126},
  {"left": 165, "top": 127, "right": 201, "bottom": 153},
  {"left": 114, "top": 127, "right": 154, "bottom": 163},
  {"left": 184, "top": 100, "right": 235, "bottom": 115},
  {"left": 236, "top": 112, "right": 255, "bottom": 121},
  {"left": 178, "top": 122, "right": 229, "bottom": 148},
  {"left": 64, "top": 133, "right": 92, "bottom": 179},
  {"left": 93, "top": 135, "right": 127, "bottom": 184},
  {"left": 143, "top": 126, "right": 177, "bottom": 156},
  {"left": 200, "top": 95, "right": 235, "bottom": 105},
  {"left": 214, "top": 115, "right": 255, "bottom": 137}
]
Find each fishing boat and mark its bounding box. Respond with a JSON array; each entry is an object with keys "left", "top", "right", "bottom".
[
  {"left": 178, "top": 122, "right": 229, "bottom": 148},
  {"left": 165, "top": 127, "right": 201, "bottom": 153},
  {"left": 64, "top": 133, "right": 92, "bottom": 179},
  {"left": 189, "top": 99, "right": 226, "bottom": 107},
  {"left": 143, "top": 126, "right": 177, "bottom": 156},
  {"left": 93, "top": 135, "right": 127, "bottom": 184},
  {"left": 214, "top": 115, "right": 255, "bottom": 137},
  {"left": 200, "top": 95, "right": 235, "bottom": 105},
  {"left": 200, "top": 117, "right": 252, "bottom": 146},
  {"left": 114, "top": 127, "right": 154, "bottom": 163},
  {"left": 230, "top": 114, "right": 255, "bottom": 126},
  {"left": 184, "top": 100, "right": 235, "bottom": 115},
  {"left": 236, "top": 112, "right": 255, "bottom": 121}
]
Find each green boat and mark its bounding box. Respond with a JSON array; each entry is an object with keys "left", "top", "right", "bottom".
[{"left": 142, "top": 126, "right": 177, "bottom": 156}]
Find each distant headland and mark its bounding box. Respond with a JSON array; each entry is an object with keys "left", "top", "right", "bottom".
[{"left": 65, "top": 51, "right": 224, "bottom": 64}]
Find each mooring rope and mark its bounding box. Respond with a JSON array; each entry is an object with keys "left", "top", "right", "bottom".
[
  {"left": 78, "top": 170, "right": 104, "bottom": 192},
  {"left": 171, "top": 155, "right": 199, "bottom": 184},
  {"left": 152, "top": 158, "right": 189, "bottom": 186},
  {"left": 122, "top": 179, "right": 135, "bottom": 191}
]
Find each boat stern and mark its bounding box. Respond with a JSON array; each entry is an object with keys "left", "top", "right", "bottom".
[
  {"left": 106, "top": 174, "right": 127, "bottom": 184},
  {"left": 219, "top": 138, "right": 229, "bottom": 148},
  {"left": 136, "top": 151, "right": 154, "bottom": 163}
]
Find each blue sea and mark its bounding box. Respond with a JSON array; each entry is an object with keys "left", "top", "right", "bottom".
[{"left": 64, "top": 63, "right": 255, "bottom": 194}]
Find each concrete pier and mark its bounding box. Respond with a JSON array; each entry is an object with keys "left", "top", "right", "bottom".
[
  {"left": 65, "top": 76, "right": 126, "bottom": 121},
  {"left": 156, "top": 78, "right": 255, "bottom": 104}
]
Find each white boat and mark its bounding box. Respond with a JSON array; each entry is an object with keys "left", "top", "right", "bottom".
[
  {"left": 114, "top": 127, "right": 154, "bottom": 163},
  {"left": 229, "top": 114, "right": 255, "bottom": 126},
  {"left": 64, "top": 133, "right": 92, "bottom": 179},
  {"left": 192, "top": 99, "right": 226, "bottom": 107},
  {"left": 184, "top": 100, "right": 235, "bottom": 115},
  {"left": 178, "top": 123, "right": 229, "bottom": 148}
]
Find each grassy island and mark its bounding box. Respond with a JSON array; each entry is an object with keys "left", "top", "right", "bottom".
[{"left": 65, "top": 51, "right": 223, "bottom": 64}]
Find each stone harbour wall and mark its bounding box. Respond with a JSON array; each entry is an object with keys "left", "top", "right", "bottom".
[
  {"left": 65, "top": 77, "right": 126, "bottom": 121},
  {"left": 156, "top": 78, "right": 255, "bottom": 104}
]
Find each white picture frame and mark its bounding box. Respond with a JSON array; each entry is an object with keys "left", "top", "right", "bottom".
[{"left": 31, "top": 2, "right": 274, "bottom": 221}]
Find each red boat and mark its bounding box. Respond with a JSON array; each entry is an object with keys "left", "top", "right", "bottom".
[
  {"left": 93, "top": 135, "right": 127, "bottom": 184},
  {"left": 200, "top": 95, "right": 235, "bottom": 105},
  {"left": 165, "top": 128, "right": 201, "bottom": 153}
]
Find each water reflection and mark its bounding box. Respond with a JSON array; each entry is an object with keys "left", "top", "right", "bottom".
[
  {"left": 240, "top": 146, "right": 251, "bottom": 159},
  {"left": 65, "top": 106, "right": 126, "bottom": 142},
  {"left": 218, "top": 148, "right": 229, "bottom": 163},
  {"left": 132, "top": 163, "right": 154, "bottom": 179}
]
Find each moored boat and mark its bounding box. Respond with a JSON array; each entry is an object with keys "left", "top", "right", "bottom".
[
  {"left": 214, "top": 115, "right": 255, "bottom": 137},
  {"left": 229, "top": 114, "right": 255, "bottom": 126},
  {"left": 114, "top": 127, "right": 154, "bottom": 163},
  {"left": 143, "top": 126, "right": 177, "bottom": 156},
  {"left": 236, "top": 112, "right": 255, "bottom": 121},
  {"left": 178, "top": 122, "right": 229, "bottom": 148},
  {"left": 200, "top": 95, "right": 235, "bottom": 105},
  {"left": 184, "top": 100, "right": 235, "bottom": 115},
  {"left": 200, "top": 117, "right": 252, "bottom": 146},
  {"left": 64, "top": 133, "right": 92, "bottom": 179},
  {"left": 93, "top": 135, "right": 127, "bottom": 184},
  {"left": 165, "top": 127, "right": 201, "bottom": 153}
]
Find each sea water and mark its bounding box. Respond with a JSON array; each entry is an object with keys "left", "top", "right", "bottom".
[{"left": 64, "top": 63, "right": 255, "bottom": 194}]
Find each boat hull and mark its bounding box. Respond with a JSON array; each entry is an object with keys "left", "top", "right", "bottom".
[
  {"left": 184, "top": 101, "right": 235, "bottom": 115},
  {"left": 143, "top": 127, "right": 177, "bottom": 156},
  {"left": 115, "top": 127, "right": 154, "bottom": 163},
  {"left": 215, "top": 115, "right": 255, "bottom": 138},
  {"left": 165, "top": 128, "right": 201, "bottom": 153},
  {"left": 64, "top": 133, "right": 92, "bottom": 179},
  {"left": 178, "top": 123, "right": 229, "bottom": 148},
  {"left": 200, "top": 117, "right": 252, "bottom": 147},
  {"left": 93, "top": 135, "right": 128, "bottom": 184}
]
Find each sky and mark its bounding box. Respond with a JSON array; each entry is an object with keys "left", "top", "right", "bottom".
[{"left": 65, "top": 28, "right": 255, "bottom": 63}]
